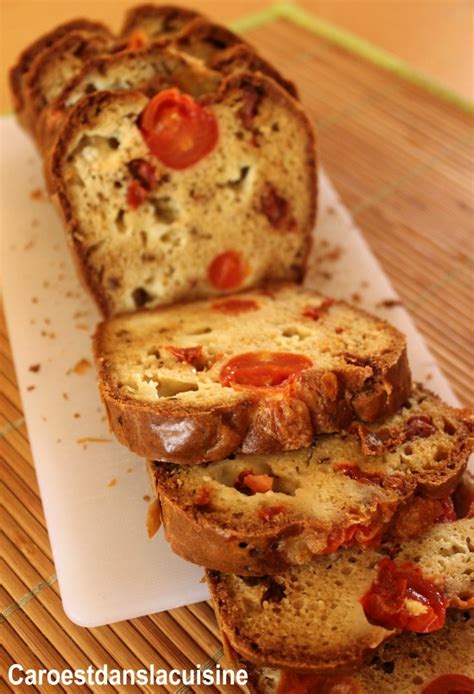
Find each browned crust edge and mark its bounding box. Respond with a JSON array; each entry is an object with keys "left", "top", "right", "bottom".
[
  {"left": 92, "top": 290, "right": 412, "bottom": 463},
  {"left": 9, "top": 19, "right": 110, "bottom": 118},
  {"left": 24, "top": 29, "right": 111, "bottom": 141},
  {"left": 49, "top": 72, "right": 317, "bottom": 318},
  {"left": 206, "top": 568, "right": 397, "bottom": 674},
  {"left": 150, "top": 394, "right": 471, "bottom": 573},
  {"left": 119, "top": 4, "right": 203, "bottom": 38}
]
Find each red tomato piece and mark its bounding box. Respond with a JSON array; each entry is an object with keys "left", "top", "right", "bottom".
[
  {"left": 127, "top": 180, "right": 148, "bottom": 209},
  {"left": 421, "top": 674, "right": 474, "bottom": 694},
  {"left": 361, "top": 558, "right": 447, "bottom": 633},
  {"left": 220, "top": 351, "right": 312, "bottom": 389},
  {"left": 211, "top": 298, "right": 259, "bottom": 315},
  {"left": 139, "top": 88, "right": 219, "bottom": 169},
  {"left": 127, "top": 30, "right": 149, "bottom": 50},
  {"left": 165, "top": 345, "right": 204, "bottom": 369},
  {"left": 234, "top": 470, "right": 273, "bottom": 495},
  {"left": 207, "top": 251, "right": 247, "bottom": 291}
]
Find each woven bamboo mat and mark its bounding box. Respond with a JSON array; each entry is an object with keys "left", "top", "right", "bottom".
[{"left": 1, "top": 11, "right": 473, "bottom": 694}]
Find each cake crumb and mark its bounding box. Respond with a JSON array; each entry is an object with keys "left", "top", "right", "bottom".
[
  {"left": 77, "top": 437, "right": 112, "bottom": 444},
  {"left": 143, "top": 494, "right": 151, "bottom": 503},
  {"left": 351, "top": 292, "right": 361, "bottom": 303},
  {"left": 27, "top": 385, "right": 35, "bottom": 391},
  {"left": 73, "top": 413, "right": 81, "bottom": 418},
  {"left": 31, "top": 297, "right": 38, "bottom": 304},
  {"left": 30, "top": 188, "right": 47, "bottom": 201},
  {"left": 377, "top": 299, "right": 402, "bottom": 309},
  {"left": 69, "top": 358, "right": 92, "bottom": 375},
  {"left": 107, "top": 478, "right": 117, "bottom": 488},
  {"left": 63, "top": 393, "right": 69, "bottom": 400},
  {"left": 29, "top": 363, "right": 41, "bottom": 373}
]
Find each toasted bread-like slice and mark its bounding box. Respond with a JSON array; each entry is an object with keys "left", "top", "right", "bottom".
[
  {"left": 25, "top": 29, "right": 112, "bottom": 141},
  {"left": 94, "top": 285, "right": 411, "bottom": 464},
  {"left": 207, "top": 519, "right": 474, "bottom": 675},
  {"left": 149, "top": 387, "right": 471, "bottom": 574},
  {"left": 120, "top": 4, "right": 202, "bottom": 41},
  {"left": 9, "top": 19, "right": 110, "bottom": 126},
  {"left": 39, "top": 45, "right": 221, "bottom": 157},
  {"left": 50, "top": 75, "right": 317, "bottom": 317},
  {"left": 241, "top": 612, "right": 474, "bottom": 693}
]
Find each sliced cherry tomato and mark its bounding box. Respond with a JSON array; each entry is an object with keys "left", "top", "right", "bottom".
[
  {"left": 220, "top": 351, "right": 312, "bottom": 390},
  {"left": 165, "top": 345, "right": 204, "bottom": 369},
  {"left": 127, "top": 180, "right": 148, "bottom": 209},
  {"left": 421, "top": 674, "right": 474, "bottom": 694},
  {"left": 361, "top": 558, "right": 447, "bottom": 633},
  {"left": 277, "top": 671, "right": 360, "bottom": 694},
  {"left": 211, "top": 298, "right": 259, "bottom": 314},
  {"left": 234, "top": 470, "right": 273, "bottom": 495},
  {"left": 335, "top": 463, "right": 385, "bottom": 485},
  {"left": 127, "top": 30, "right": 149, "bottom": 50},
  {"left": 391, "top": 496, "right": 457, "bottom": 541},
  {"left": 139, "top": 88, "right": 219, "bottom": 169},
  {"left": 208, "top": 251, "right": 247, "bottom": 291}
]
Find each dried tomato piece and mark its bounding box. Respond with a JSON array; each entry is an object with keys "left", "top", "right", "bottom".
[
  {"left": 390, "top": 496, "right": 457, "bottom": 541},
  {"left": 220, "top": 351, "right": 312, "bottom": 389},
  {"left": 234, "top": 470, "right": 273, "bottom": 495},
  {"left": 211, "top": 298, "right": 259, "bottom": 315},
  {"left": 260, "top": 183, "right": 292, "bottom": 229},
  {"left": 193, "top": 487, "right": 212, "bottom": 507},
  {"left": 165, "top": 345, "right": 204, "bottom": 369},
  {"left": 361, "top": 558, "right": 447, "bottom": 633},
  {"left": 127, "top": 30, "right": 149, "bottom": 50},
  {"left": 421, "top": 674, "right": 474, "bottom": 694},
  {"left": 258, "top": 505, "right": 287, "bottom": 522},
  {"left": 303, "top": 299, "right": 335, "bottom": 321},
  {"left": 237, "top": 87, "right": 261, "bottom": 129},
  {"left": 208, "top": 250, "right": 247, "bottom": 290},
  {"left": 335, "top": 463, "right": 406, "bottom": 493},
  {"left": 139, "top": 88, "right": 219, "bottom": 169},
  {"left": 405, "top": 414, "right": 437, "bottom": 441},
  {"left": 128, "top": 159, "right": 157, "bottom": 190},
  {"left": 354, "top": 424, "right": 401, "bottom": 455},
  {"left": 127, "top": 180, "right": 148, "bottom": 209}
]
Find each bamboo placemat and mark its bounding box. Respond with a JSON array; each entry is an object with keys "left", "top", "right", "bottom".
[{"left": 1, "top": 9, "right": 473, "bottom": 693}]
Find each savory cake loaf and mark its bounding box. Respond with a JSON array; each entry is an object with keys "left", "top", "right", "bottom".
[
  {"left": 148, "top": 386, "right": 472, "bottom": 574},
  {"left": 207, "top": 518, "right": 474, "bottom": 674},
  {"left": 94, "top": 284, "right": 411, "bottom": 463},
  {"left": 9, "top": 19, "right": 110, "bottom": 130},
  {"left": 241, "top": 612, "right": 474, "bottom": 693},
  {"left": 50, "top": 76, "right": 317, "bottom": 316}
]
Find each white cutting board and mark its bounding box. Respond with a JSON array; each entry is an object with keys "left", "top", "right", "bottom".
[{"left": 0, "top": 117, "right": 462, "bottom": 628}]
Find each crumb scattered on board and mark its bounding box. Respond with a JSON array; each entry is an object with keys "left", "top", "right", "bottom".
[
  {"left": 377, "top": 299, "right": 403, "bottom": 309},
  {"left": 77, "top": 437, "right": 112, "bottom": 444},
  {"left": 27, "top": 385, "right": 35, "bottom": 391},
  {"left": 30, "top": 188, "right": 47, "bottom": 201},
  {"left": 68, "top": 358, "right": 92, "bottom": 375},
  {"left": 29, "top": 363, "right": 41, "bottom": 373},
  {"left": 107, "top": 478, "right": 117, "bottom": 488},
  {"left": 143, "top": 495, "right": 151, "bottom": 503}
]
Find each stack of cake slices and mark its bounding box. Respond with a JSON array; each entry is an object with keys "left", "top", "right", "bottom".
[{"left": 10, "top": 5, "right": 473, "bottom": 692}]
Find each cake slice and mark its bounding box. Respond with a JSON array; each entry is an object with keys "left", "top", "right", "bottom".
[
  {"left": 94, "top": 284, "right": 411, "bottom": 463},
  {"left": 148, "top": 386, "right": 472, "bottom": 574},
  {"left": 119, "top": 4, "right": 202, "bottom": 42},
  {"left": 207, "top": 518, "right": 474, "bottom": 675},
  {"left": 38, "top": 44, "right": 221, "bottom": 156},
  {"left": 9, "top": 18, "right": 110, "bottom": 129},
  {"left": 240, "top": 612, "right": 474, "bottom": 693},
  {"left": 24, "top": 29, "right": 112, "bottom": 142},
  {"left": 50, "top": 75, "right": 317, "bottom": 317}
]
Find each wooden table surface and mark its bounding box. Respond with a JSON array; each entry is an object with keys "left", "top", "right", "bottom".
[{"left": 1, "top": 3, "right": 473, "bottom": 692}]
